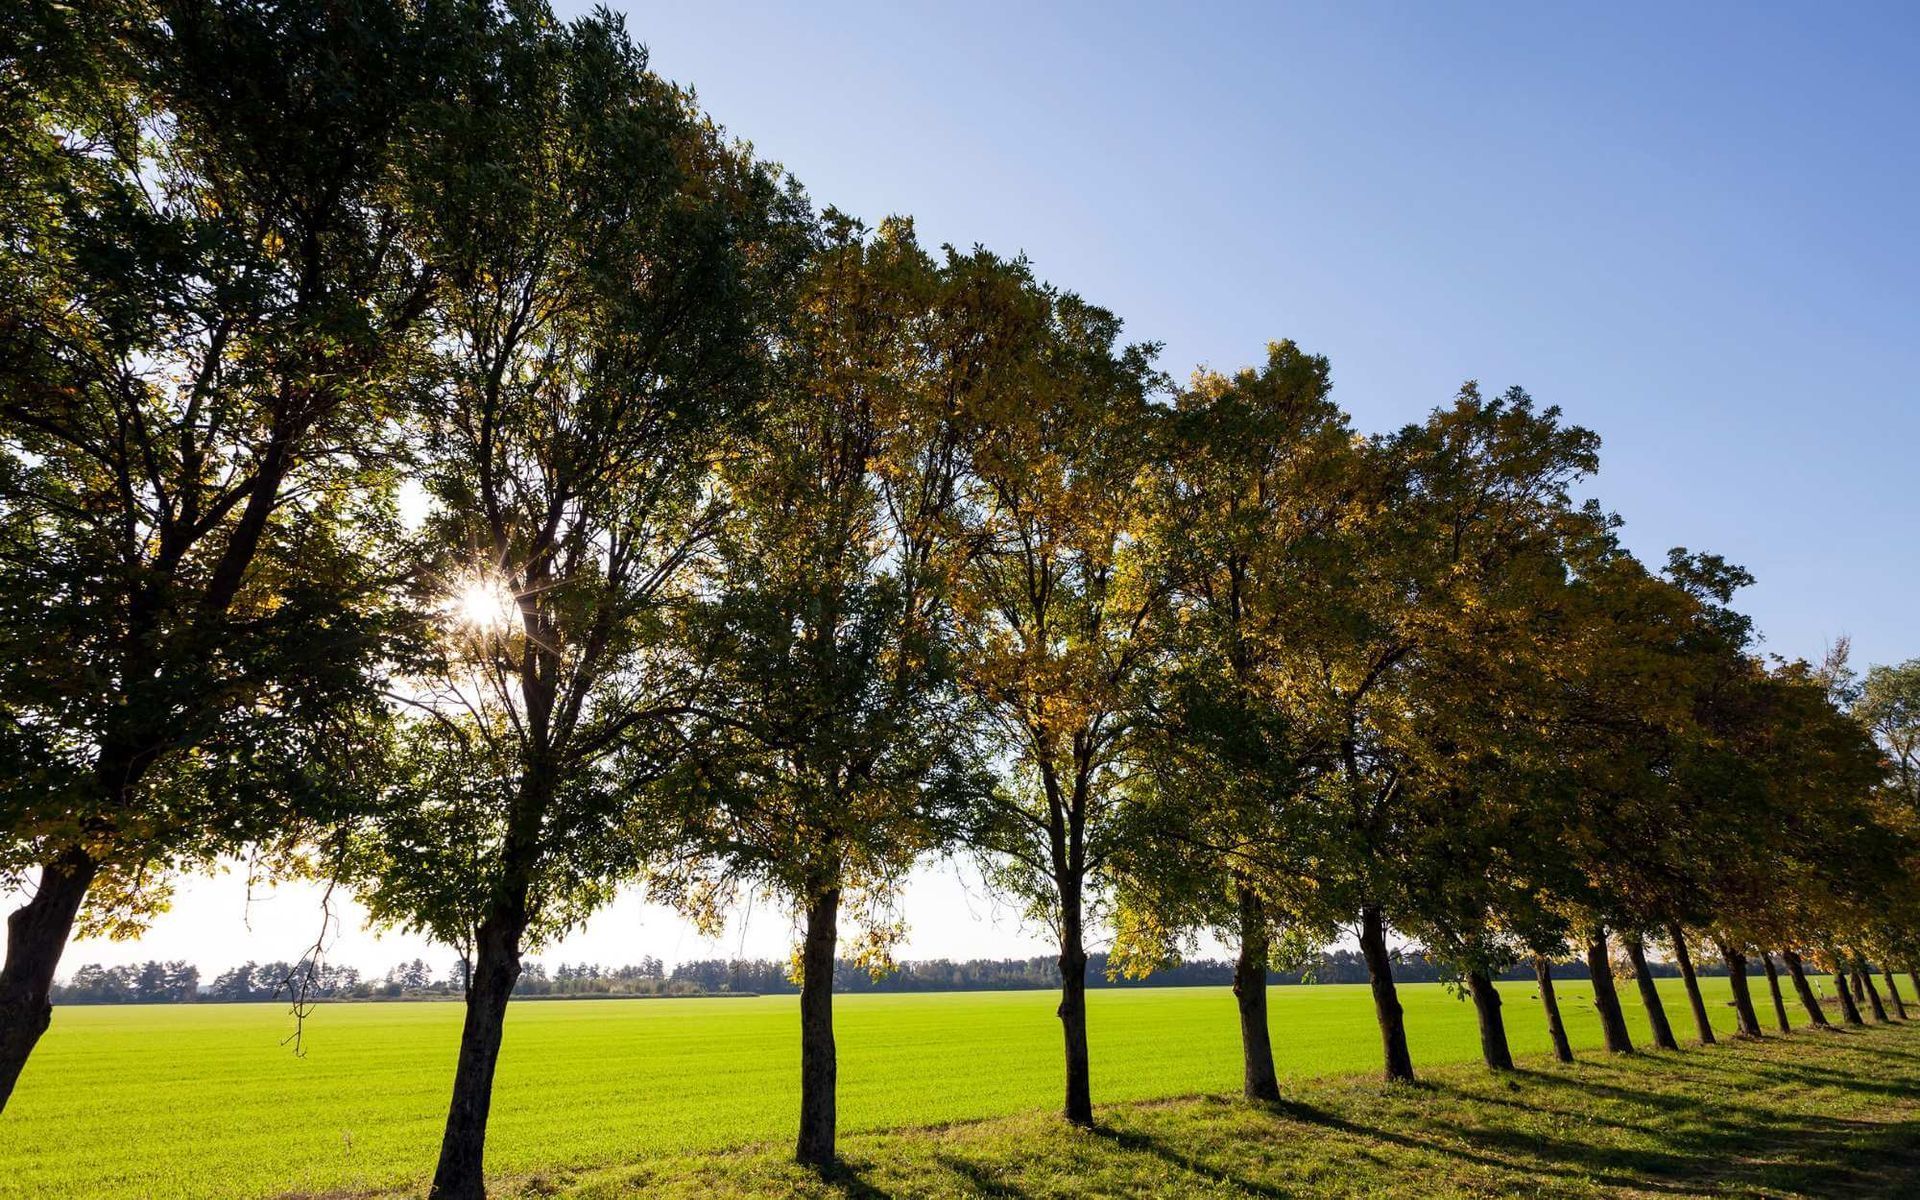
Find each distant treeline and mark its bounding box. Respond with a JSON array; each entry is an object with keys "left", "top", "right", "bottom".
[
  {"left": 53, "top": 949, "right": 1729, "bottom": 1005},
  {"left": 665, "top": 949, "right": 1726, "bottom": 995}
]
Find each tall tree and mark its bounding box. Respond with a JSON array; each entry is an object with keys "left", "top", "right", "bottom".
[
  {"left": 0, "top": 0, "right": 434, "bottom": 1108},
  {"left": 1695, "top": 651, "right": 1898, "bottom": 1040},
  {"left": 1107, "top": 341, "right": 1354, "bottom": 1101},
  {"left": 1548, "top": 551, "right": 1770, "bottom": 1055},
  {"left": 339, "top": 9, "right": 805, "bottom": 1197},
  {"left": 650, "top": 215, "right": 983, "bottom": 1166},
  {"left": 1385, "top": 508, "right": 1635, "bottom": 1072},
  {"left": 945, "top": 260, "right": 1166, "bottom": 1126},
  {"left": 1301, "top": 384, "right": 1604, "bottom": 1082}
]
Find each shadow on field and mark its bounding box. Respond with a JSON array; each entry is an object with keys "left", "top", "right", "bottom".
[
  {"left": 802, "top": 1153, "right": 1035, "bottom": 1199},
  {"left": 929, "top": 1153, "right": 1030, "bottom": 1198},
  {"left": 1090, "top": 1123, "right": 1293, "bottom": 1199},
  {"left": 1070, "top": 1029, "right": 1920, "bottom": 1198},
  {"left": 811, "top": 1160, "right": 900, "bottom": 1199},
  {"left": 1258, "top": 1096, "right": 1537, "bottom": 1177},
  {"left": 1264, "top": 1035, "right": 1920, "bottom": 1197}
]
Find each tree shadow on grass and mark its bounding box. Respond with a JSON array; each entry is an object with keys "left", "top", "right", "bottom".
[
  {"left": 1809, "top": 1029, "right": 1920, "bottom": 1058},
  {"left": 1683, "top": 1056, "right": 1920, "bottom": 1102},
  {"left": 1432, "top": 1106, "right": 1920, "bottom": 1197},
  {"left": 1256, "top": 1095, "right": 1707, "bottom": 1196},
  {"left": 808, "top": 1158, "right": 898, "bottom": 1200},
  {"left": 1260, "top": 1096, "right": 1545, "bottom": 1178},
  {"left": 1767, "top": 1032, "right": 1920, "bottom": 1073},
  {"left": 927, "top": 1152, "right": 1031, "bottom": 1199},
  {"left": 1088, "top": 1123, "right": 1300, "bottom": 1199},
  {"left": 1435, "top": 1077, "right": 1700, "bottom": 1141},
  {"left": 1076, "top": 1030, "right": 1920, "bottom": 1199},
  {"left": 1412, "top": 1040, "right": 1920, "bottom": 1197},
  {"left": 1535, "top": 1041, "right": 1920, "bottom": 1112}
]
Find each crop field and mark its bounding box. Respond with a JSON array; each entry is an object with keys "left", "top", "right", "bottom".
[{"left": 0, "top": 977, "right": 1788, "bottom": 1199}]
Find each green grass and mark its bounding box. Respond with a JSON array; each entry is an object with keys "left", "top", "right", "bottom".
[
  {"left": 564, "top": 1022, "right": 1920, "bottom": 1199},
  {"left": 0, "top": 975, "right": 1880, "bottom": 1198}
]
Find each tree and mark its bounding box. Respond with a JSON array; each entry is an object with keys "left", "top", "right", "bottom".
[
  {"left": 1109, "top": 341, "right": 1357, "bottom": 1099},
  {"left": 650, "top": 215, "right": 984, "bottom": 1165},
  {"left": 1532, "top": 549, "right": 1769, "bottom": 1056},
  {"left": 1288, "top": 384, "right": 1604, "bottom": 1082},
  {"left": 387, "top": 959, "right": 433, "bottom": 991},
  {"left": 0, "top": 0, "right": 435, "bottom": 1108},
  {"left": 1683, "top": 644, "right": 1901, "bottom": 1040},
  {"left": 1384, "top": 522, "right": 1640, "bottom": 1071},
  {"left": 1858, "top": 660, "right": 1920, "bottom": 814},
  {"left": 945, "top": 259, "right": 1166, "bottom": 1126},
  {"left": 338, "top": 8, "right": 806, "bottom": 1196}
]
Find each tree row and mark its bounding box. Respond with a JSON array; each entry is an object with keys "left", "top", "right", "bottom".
[{"left": 3, "top": 5, "right": 1917, "bottom": 1199}]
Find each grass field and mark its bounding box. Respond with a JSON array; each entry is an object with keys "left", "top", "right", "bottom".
[
  {"left": 566, "top": 1021, "right": 1920, "bottom": 1198},
  {"left": 0, "top": 975, "right": 1873, "bottom": 1198}
]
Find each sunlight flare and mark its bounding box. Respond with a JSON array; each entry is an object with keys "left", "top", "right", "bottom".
[{"left": 444, "top": 573, "right": 518, "bottom": 635}]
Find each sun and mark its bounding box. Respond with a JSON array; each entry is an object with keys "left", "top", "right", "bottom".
[{"left": 446, "top": 574, "right": 518, "bottom": 634}]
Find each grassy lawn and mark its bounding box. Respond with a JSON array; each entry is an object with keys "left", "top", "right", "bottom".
[
  {"left": 0, "top": 975, "right": 1894, "bottom": 1198},
  {"left": 563, "top": 1022, "right": 1920, "bottom": 1199}
]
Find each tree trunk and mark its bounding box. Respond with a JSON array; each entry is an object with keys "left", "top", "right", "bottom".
[
  {"left": 429, "top": 912, "right": 526, "bottom": 1200},
  {"left": 1358, "top": 904, "right": 1415, "bottom": 1082},
  {"left": 1586, "top": 928, "right": 1635, "bottom": 1054},
  {"left": 1781, "top": 950, "right": 1829, "bottom": 1027},
  {"left": 1851, "top": 968, "right": 1867, "bottom": 1003},
  {"left": 1231, "top": 883, "right": 1280, "bottom": 1102},
  {"left": 0, "top": 848, "right": 98, "bottom": 1114},
  {"left": 1760, "top": 953, "right": 1792, "bottom": 1033},
  {"left": 1718, "top": 940, "right": 1763, "bottom": 1038},
  {"left": 796, "top": 886, "right": 841, "bottom": 1166},
  {"left": 1622, "top": 933, "right": 1679, "bottom": 1051},
  {"left": 1534, "top": 955, "right": 1574, "bottom": 1063},
  {"left": 1824, "top": 952, "right": 1865, "bottom": 1026},
  {"left": 1859, "top": 968, "right": 1890, "bottom": 1023},
  {"left": 1667, "top": 924, "right": 1716, "bottom": 1045},
  {"left": 1467, "top": 969, "right": 1513, "bottom": 1070},
  {"left": 1883, "top": 968, "right": 1909, "bottom": 1020},
  {"left": 1056, "top": 877, "right": 1092, "bottom": 1126}
]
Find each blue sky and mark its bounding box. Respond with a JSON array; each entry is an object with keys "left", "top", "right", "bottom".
[
  {"left": 53, "top": 3, "right": 1919, "bottom": 975},
  {"left": 591, "top": 0, "right": 1917, "bottom": 670}
]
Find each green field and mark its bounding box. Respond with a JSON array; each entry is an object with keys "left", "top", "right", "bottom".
[
  {"left": 0, "top": 977, "right": 1828, "bottom": 1198},
  {"left": 565, "top": 1020, "right": 1920, "bottom": 1198}
]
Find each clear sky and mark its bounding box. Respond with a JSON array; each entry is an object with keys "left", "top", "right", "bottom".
[{"left": 35, "top": 2, "right": 1920, "bottom": 979}]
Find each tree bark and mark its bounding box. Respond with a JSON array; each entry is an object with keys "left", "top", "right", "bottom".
[
  {"left": 1534, "top": 955, "right": 1574, "bottom": 1063},
  {"left": 0, "top": 848, "right": 99, "bottom": 1114},
  {"left": 795, "top": 886, "right": 841, "bottom": 1166},
  {"left": 1667, "top": 924, "right": 1716, "bottom": 1045},
  {"left": 1781, "top": 949, "right": 1829, "bottom": 1027},
  {"left": 1883, "top": 968, "right": 1909, "bottom": 1020},
  {"left": 1467, "top": 969, "right": 1513, "bottom": 1070},
  {"left": 1231, "top": 883, "right": 1280, "bottom": 1102},
  {"left": 1358, "top": 904, "right": 1415, "bottom": 1082},
  {"left": 1718, "top": 940, "right": 1763, "bottom": 1038},
  {"left": 1622, "top": 933, "right": 1679, "bottom": 1051},
  {"left": 429, "top": 911, "right": 526, "bottom": 1200},
  {"left": 1851, "top": 968, "right": 1867, "bottom": 1003},
  {"left": 1586, "top": 928, "right": 1635, "bottom": 1054},
  {"left": 1056, "top": 876, "right": 1092, "bottom": 1126},
  {"left": 1858, "top": 967, "right": 1890, "bottom": 1023},
  {"left": 1824, "top": 952, "right": 1865, "bottom": 1026},
  {"left": 1760, "top": 953, "right": 1792, "bottom": 1033}
]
